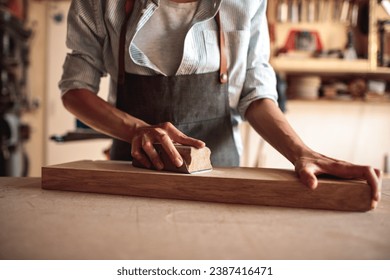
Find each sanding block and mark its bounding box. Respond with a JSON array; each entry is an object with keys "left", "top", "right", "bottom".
[{"left": 132, "top": 143, "right": 212, "bottom": 174}]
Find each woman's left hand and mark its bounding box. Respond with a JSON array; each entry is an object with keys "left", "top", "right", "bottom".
[
  {"left": 245, "top": 99, "right": 382, "bottom": 209},
  {"left": 294, "top": 151, "right": 382, "bottom": 209}
]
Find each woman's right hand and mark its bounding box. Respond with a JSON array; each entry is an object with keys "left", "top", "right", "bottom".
[
  {"left": 61, "top": 90, "right": 204, "bottom": 169},
  {"left": 131, "top": 122, "right": 205, "bottom": 170}
]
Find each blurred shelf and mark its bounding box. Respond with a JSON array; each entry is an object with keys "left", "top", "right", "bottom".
[
  {"left": 268, "top": 0, "right": 390, "bottom": 79},
  {"left": 375, "top": 67, "right": 390, "bottom": 75},
  {"left": 286, "top": 98, "right": 390, "bottom": 104},
  {"left": 271, "top": 58, "right": 371, "bottom": 74},
  {"left": 271, "top": 57, "right": 390, "bottom": 78}
]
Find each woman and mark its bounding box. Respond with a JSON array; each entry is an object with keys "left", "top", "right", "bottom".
[{"left": 59, "top": 0, "right": 381, "bottom": 208}]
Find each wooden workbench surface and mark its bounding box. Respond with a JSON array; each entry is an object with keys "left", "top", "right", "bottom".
[{"left": 1, "top": 177, "right": 389, "bottom": 260}]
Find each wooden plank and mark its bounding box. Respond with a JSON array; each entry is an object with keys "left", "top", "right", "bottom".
[{"left": 41, "top": 160, "right": 374, "bottom": 212}]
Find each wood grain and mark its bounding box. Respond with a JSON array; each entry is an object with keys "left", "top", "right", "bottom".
[{"left": 41, "top": 160, "right": 375, "bottom": 212}]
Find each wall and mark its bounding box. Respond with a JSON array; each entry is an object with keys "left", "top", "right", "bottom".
[
  {"left": 22, "top": 0, "right": 47, "bottom": 176},
  {"left": 45, "top": 1, "right": 111, "bottom": 166},
  {"left": 23, "top": 0, "right": 111, "bottom": 176}
]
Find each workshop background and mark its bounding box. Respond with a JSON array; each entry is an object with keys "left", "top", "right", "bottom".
[{"left": 1, "top": 0, "right": 390, "bottom": 177}]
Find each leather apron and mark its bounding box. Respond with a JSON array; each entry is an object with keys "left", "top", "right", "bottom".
[{"left": 110, "top": 1, "right": 239, "bottom": 167}]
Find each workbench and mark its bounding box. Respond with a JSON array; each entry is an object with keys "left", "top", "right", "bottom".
[{"left": 1, "top": 176, "right": 389, "bottom": 260}]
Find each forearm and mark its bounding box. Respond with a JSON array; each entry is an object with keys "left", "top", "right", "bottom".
[
  {"left": 245, "top": 98, "right": 313, "bottom": 165},
  {"left": 61, "top": 89, "right": 148, "bottom": 143}
]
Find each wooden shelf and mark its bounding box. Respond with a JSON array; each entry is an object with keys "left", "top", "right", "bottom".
[
  {"left": 287, "top": 98, "right": 390, "bottom": 105},
  {"left": 375, "top": 67, "right": 390, "bottom": 75},
  {"left": 271, "top": 57, "right": 390, "bottom": 76},
  {"left": 268, "top": 0, "right": 390, "bottom": 79},
  {"left": 271, "top": 57, "right": 370, "bottom": 74}
]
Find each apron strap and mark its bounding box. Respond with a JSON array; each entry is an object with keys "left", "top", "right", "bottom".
[
  {"left": 215, "top": 12, "right": 228, "bottom": 84},
  {"left": 118, "top": 0, "right": 134, "bottom": 85},
  {"left": 118, "top": 0, "right": 228, "bottom": 85}
]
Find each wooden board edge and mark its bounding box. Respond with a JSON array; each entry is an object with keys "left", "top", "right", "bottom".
[{"left": 41, "top": 163, "right": 373, "bottom": 212}]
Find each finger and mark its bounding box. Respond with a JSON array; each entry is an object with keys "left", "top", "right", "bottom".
[
  {"left": 174, "top": 134, "right": 205, "bottom": 149},
  {"left": 156, "top": 132, "right": 184, "bottom": 167},
  {"left": 131, "top": 136, "right": 151, "bottom": 168},
  {"left": 365, "top": 167, "right": 380, "bottom": 202},
  {"left": 142, "top": 135, "right": 164, "bottom": 170},
  {"left": 161, "top": 122, "right": 205, "bottom": 148},
  {"left": 327, "top": 164, "right": 380, "bottom": 201},
  {"left": 374, "top": 168, "right": 382, "bottom": 178},
  {"left": 317, "top": 160, "right": 381, "bottom": 204},
  {"left": 367, "top": 167, "right": 381, "bottom": 209},
  {"left": 297, "top": 164, "right": 319, "bottom": 190},
  {"left": 375, "top": 168, "right": 383, "bottom": 199},
  {"left": 363, "top": 167, "right": 380, "bottom": 209}
]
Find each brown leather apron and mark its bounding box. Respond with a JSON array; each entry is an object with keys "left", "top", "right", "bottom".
[{"left": 110, "top": 0, "right": 239, "bottom": 166}]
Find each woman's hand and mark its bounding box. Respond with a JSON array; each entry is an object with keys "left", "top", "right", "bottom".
[
  {"left": 61, "top": 90, "right": 205, "bottom": 169},
  {"left": 245, "top": 99, "right": 382, "bottom": 209},
  {"left": 294, "top": 151, "right": 382, "bottom": 209},
  {"left": 131, "top": 122, "right": 205, "bottom": 170}
]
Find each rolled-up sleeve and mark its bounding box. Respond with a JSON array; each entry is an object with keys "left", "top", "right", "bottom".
[
  {"left": 237, "top": 0, "right": 278, "bottom": 118},
  {"left": 59, "top": 0, "right": 107, "bottom": 96}
]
